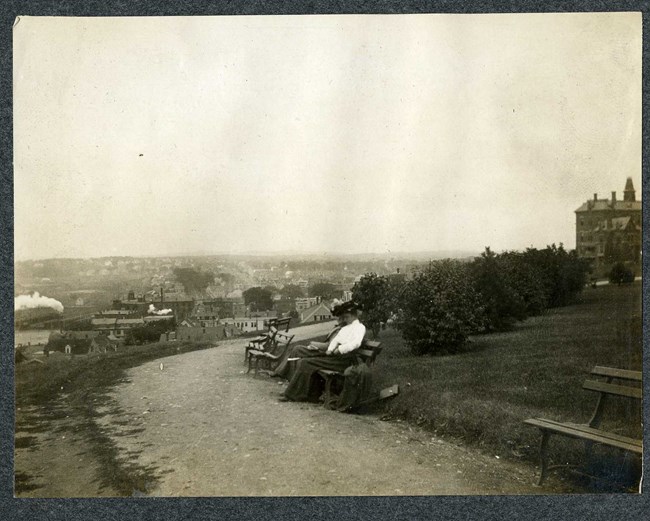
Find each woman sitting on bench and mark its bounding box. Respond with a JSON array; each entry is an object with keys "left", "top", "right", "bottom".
[
  {"left": 279, "top": 301, "right": 366, "bottom": 402},
  {"left": 271, "top": 301, "right": 346, "bottom": 380}
]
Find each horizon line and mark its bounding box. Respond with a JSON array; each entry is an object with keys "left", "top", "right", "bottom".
[{"left": 14, "top": 244, "right": 577, "bottom": 263}]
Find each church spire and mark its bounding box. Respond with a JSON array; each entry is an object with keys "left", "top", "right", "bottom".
[{"left": 623, "top": 177, "right": 636, "bottom": 202}]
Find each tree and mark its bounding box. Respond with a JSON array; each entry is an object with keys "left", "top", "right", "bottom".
[
  {"left": 393, "top": 260, "right": 485, "bottom": 355},
  {"left": 520, "top": 244, "right": 590, "bottom": 307},
  {"left": 308, "top": 282, "right": 340, "bottom": 299},
  {"left": 262, "top": 285, "right": 279, "bottom": 301},
  {"left": 125, "top": 318, "right": 176, "bottom": 345},
  {"left": 469, "top": 248, "right": 527, "bottom": 332},
  {"left": 352, "top": 273, "right": 404, "bottom": 338},
  {"left": 173, "top": 267, "right": 215, "bottom": 296},
  {"left": 497, "top": 250, "right": 549, "bottom": 316},
  {"left": 243, "top": 287, "right": 274, "bottom": 312},
  {"left": 279, "top": 284, "right": 304, "bottom": 299}
]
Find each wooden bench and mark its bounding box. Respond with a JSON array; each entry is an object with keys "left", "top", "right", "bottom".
[
  {"left": 524, "top": 366, "right": 642, "bottom": 485},
  {"left": 247, "top": 331, "right": 295, "bottom": 377},
  {"left": 244, "top": 326, "right": 278, "bottom": 364},
  {"left": 317, "top": 339, "right": 383, "bottom": 410},
  {"left": 267, "top": 317, "right": 291, "bottom": 332}
]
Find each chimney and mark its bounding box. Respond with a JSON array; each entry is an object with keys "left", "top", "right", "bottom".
[
  {"left": 624, "top": 177, "right": 636, "bottom": 202},
  {"left": 611, "top": 191, "right": 617, "bottom": 207},
  {"left": 593, "top": 193, "right": 598, "bottom": 202},
  {"left": 160, "top": 287, "right": 164, "bottom": 303}
]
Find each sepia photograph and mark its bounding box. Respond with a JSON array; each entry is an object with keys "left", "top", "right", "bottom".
[{"left": 12, "top": 12, "right": 642, "bottom": 497}]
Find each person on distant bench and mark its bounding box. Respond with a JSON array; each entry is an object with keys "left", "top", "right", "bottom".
[
  {"left": 272, "top": 300, "right": 346, "bottom": 380},
  {"left": 280, "top": 301, "right": 366, "bottom": 402}
]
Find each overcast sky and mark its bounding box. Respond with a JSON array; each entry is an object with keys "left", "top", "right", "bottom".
[{"left": 14, "top": 13, "right": 641, "bottom": 261}]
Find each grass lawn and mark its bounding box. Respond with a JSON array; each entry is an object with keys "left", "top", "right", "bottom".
[{"left": 368, "top": 282, "right": 642, "bottom": 485}]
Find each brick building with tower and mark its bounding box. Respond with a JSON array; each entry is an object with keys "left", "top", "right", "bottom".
[{"left": 575, "top": 177, "right": 642, "bottom": 278}]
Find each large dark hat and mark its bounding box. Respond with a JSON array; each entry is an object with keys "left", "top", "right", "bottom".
[{"left": 337, "top": 300, "right": 361, "bottom": 314}]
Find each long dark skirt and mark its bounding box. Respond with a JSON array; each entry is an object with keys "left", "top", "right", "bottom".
[
  {"left": 272, "top": 344, "right": 325, "bottom": 379},
  {"left": 283, "top": 353, "right": 358, "bottom": 402}
]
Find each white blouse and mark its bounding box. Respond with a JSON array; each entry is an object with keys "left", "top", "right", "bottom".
[{"left": 326, "top": 319, "right": 366, "bottom": 355}]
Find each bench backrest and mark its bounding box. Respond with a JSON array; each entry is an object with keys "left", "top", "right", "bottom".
[
  {"left": 268, "top": 317, "right": 291, "bottom": 332},
  {"left": 590, "top": 366, "right": 642, "bottom": 382},
  {"left": 584, "top": 365, "right": 642, "bottom": 428},
  {"left": 274, "top": 332, "right": 294, "bottom": 348},
  {"left": 265, "top": 331, "right": 294, "bottom": 357},
  {"left": 262, "top": 326, "right": 278, "bottom": 348},
  {"left": 356, "top": 339, "right": 383, "bottom": 367}
]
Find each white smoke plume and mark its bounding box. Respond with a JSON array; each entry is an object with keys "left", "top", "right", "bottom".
[
  {"left": 14, "top": 292, "right": 64, "bottom": 313},
  {"left": 148, "top": 304, "right": 172, "bottom": 315}
]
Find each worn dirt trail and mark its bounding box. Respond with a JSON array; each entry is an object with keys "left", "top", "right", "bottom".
[{"left": 98, "top": 322, "right": 552, "bottom": 496}]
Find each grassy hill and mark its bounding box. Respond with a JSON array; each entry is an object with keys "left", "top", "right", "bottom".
[{"left": 369, "top": 281, "right": 642, "bottom": 489}]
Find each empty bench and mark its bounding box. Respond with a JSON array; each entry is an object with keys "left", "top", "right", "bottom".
[
  {"left": 247, "top": 331, "right": 295, "bottom": 377},
  {"left": 524, "top": 366, "right": 642, "bottom": 485},
  {"left": 267, "top": 317, "right": 291, "bottom": 332},
  {"left": 243, "top": 317, "right": 291, "bottom": 363},
  {"left": 244, "top": 326, "right": 278, "bottom": 364},
  {"left": 317, "top": 339, "right": 383, "bottom": 410}
]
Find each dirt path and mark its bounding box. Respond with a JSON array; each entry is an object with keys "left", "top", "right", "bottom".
[{"left": 94, "top": 322, "right": 555, "bottom": 496}]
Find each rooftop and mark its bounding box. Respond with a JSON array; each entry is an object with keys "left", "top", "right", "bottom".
[
  {"left": 575, "top": 199, "right": 641, "bottom": 213},
  {"left": 592, "top": 216, "right": 641, "bottom": 232},
  {"left": 116, "top": 318, "right": 145, "bottom": 325},
  {"left": 91, "top": 318, "right": 117, "bottom": 325}
]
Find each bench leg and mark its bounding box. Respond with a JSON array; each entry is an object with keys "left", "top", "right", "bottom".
[
  {"left": 323, "top": 376, "right": 334, "bottom": 409},
  {"left": 538, "top": 430, "right": 552, "bottom": 486}
]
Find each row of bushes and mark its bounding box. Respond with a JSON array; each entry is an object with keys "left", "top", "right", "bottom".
[{"left": 352, "top": 245, "right": 591, "bottom": 355}]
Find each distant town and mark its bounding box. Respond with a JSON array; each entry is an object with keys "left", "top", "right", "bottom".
[{"left": 14, "top": 251, "right": 473, "bottom": 353}]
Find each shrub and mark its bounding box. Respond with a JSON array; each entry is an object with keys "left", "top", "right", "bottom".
[
  {"left": 520, "top": 244, "right": 590, "bottom": 307},
  {"left": 470, "top": 248, "right": 527, "bottom": 332},
  {"left": 609, "top": 263, "right": 635, "bottom": 285},
  {"left": 497, "top": 251, "right": 549, "bottom": 316},
  {"left": 393, "top": 260, "right": 485, "bottom": 355}
]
